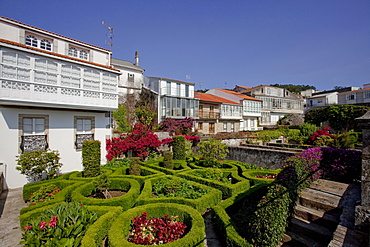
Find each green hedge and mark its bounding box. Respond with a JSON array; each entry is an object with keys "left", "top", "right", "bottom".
[
  {"left": 21, "top": 180, "right": 82, "bottom": 215},
  {"left": 211, "top": 184, "right": 267, "bottom": 247},
  {"left": 135, "top": 175, "right": 222, "bottom": 213},
  {"left": 71, "top": 178, "right": 140, "bottom": 209},
  {"left": 173, "top": 135, "right": 186, "bottom": 160},
  {"left": 141, "top": 159, "right": 192, "bottom": 175},
  {"left": 242, "top": 169, "right": 281, "bottom": 186},
  {"left": 108, "top": 203, "right": 205, "bottom": 247},
  {"left": 82, "top": 140, "right": 101, "bottom": 177},
  {"left": 109, "top": 166, "right": 164, "bottom": 185},
  {"left": 186, "top": 160, "right": 238, "bottom": 171},
  {"left": 67, "top": 168, "right": 114, "bottom": 181},
  {"left": 178, "top": 169, "right": 250, "bottom": 199},
  {"left": 81, "top": 206, "right": 122, "bottom": 247}
]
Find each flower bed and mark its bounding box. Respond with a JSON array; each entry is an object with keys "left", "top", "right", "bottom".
[
  {"left": 108, "top": 203, "right": 205, "bottom": 247},
  {"left": 242, "top": 169, "right": 281, "bottom": 186}
]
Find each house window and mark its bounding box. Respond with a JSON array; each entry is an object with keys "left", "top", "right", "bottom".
[
  {"left": 231, "top": 122, "right": 235, "bottom": 132},
  {"left": 25, "top": 35, "right": 38, "bottom": 47},
  {"left": 75, "top": 117, "right": 95, "bottom": 150},
  {"left": 176, "top": 83, "right": 181, "bottom": 96},
  {"left": 210, "top": 106, "right": 215, "bottom": 118},
  {"left": 128, "top": 73, "right": 134, "bottom": 82},
  {"left": 166, "top": 81, "right": 171, "bottom": 95},
  {"left": 68, "top": 47, "right": 78, "bottom": 57},
  {"left": 318, "top": 99, "right": 323, "bottom": 104},
  {"left": 40, "top": 39, "right": 52, "bottom": 51},
  {"left": 198, "top": 122, "right": 203, "bottom": 130},
  {"left": 346, "top": 94, "right": 355, "bottom": 101},
  {"left": 185, "top": 84, "right": 189, "bottom": 97},
  {"left": 19, "top": 115, "right": 48, "bottom": 153},
  {"left": 223, "top": 122, "right": 227, "bottom": 132},
  {"left": 199, "top": 105, "right": 203, "bottom": 118},
  {"left": 79, "top": 50, "right": 88, "bottom": 60},
  {"left": 364, "top": 91, "right": 370, "bottom": 99},
  {"left": 25, "top": 35, "right": 52, "bottom": 51}
]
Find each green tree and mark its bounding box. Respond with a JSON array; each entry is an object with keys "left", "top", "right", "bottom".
[
  {"left": 134, "top": 103, "right": 156, "bottom": 129},
  {"left": 270, "top": 84, "right": 316, "bottom": 94},
  {"left": 197, "top": 138, "right": 229, "bottom": 167},
  {"left": 305, "top": 105, "right": 370, "bottom": 131},
  {"left": 113, "top": 104, "right": 129, "bottom": 132}
]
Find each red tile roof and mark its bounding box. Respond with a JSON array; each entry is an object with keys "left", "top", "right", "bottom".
[
  {"left": 0, "top": 39, "right": 120, "bottom": 72},
  {"left": 338, "top": 88, "right": 370, "bottom": 94},
  {"left": 213, "top": 88, "right": 262, "bottom": 101},
  {"left": 1, "top": 16, "right": 110, "bottom": 52},
  {"left": 195, "top": 92, "right": 241, "bottom": 104}
]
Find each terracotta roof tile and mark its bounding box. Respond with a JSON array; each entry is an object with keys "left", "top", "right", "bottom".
[
  {"left": 338, "top": 88, "right": 370, "bottom": 94},
  {"left": 214, "top": 88, "right": 262, "bottom": 101},
  {"left": 195, "top": 92, "right": 241, "bottom": 104}
]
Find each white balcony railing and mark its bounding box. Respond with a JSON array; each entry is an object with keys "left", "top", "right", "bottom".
[{"left": 0, "top": 79, "right": 118, "bottom": 110}]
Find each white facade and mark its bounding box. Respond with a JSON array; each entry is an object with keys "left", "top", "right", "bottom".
[
  {"left": 0, "top": 17, "right": 120, "bottom": 189},
  {"left": 305, "top": 92, "right": 338, "bottom": 111},
  {"left": 206, "top": 88, "right": 262, "bottom": 131},
  {"left": 144, "top": 77, "right": 198, "bottom": 122}
]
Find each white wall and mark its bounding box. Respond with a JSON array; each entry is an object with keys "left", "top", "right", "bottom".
[{"left": 0, "top": 107, "right": 111, "bottom": 189}]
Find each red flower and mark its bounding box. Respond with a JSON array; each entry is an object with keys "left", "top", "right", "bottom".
[{"left": 24, "top": 226, "right": 32, "bottom": 231}]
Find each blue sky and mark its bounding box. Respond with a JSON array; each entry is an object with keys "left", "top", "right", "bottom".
[{"left": 2, "top": 0, "right": 370, "bottom": 91}]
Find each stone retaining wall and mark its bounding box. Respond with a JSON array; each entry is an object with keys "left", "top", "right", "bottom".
[{"left": 227, "top": 146, "right": 300, "bottom": 170}]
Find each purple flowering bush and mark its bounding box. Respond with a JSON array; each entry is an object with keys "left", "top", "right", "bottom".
[{"left": 319, "top": 147, "right": 361, "bottom": 183}]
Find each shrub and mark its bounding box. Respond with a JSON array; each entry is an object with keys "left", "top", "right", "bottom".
[
  {"left": 20, "top": 202, "right": 98, "bottom": 246},
  {"left": 113, "top": 104, "right": 129, "bottom": 132},
  {"left": 106, "top": 124, "right": 162, "bottom": 161},
  {"left": 28, "top": 184, "right": 61, "bottom": 205},
  {"left": 127, "top": 212, "right": 187, "bottom": 245},
  {"left": 197, "top": 138, "right": 229, "bottom": 167},
  {"left": 173, "top": 135, "right": 186, "bottom": 160},
  {"left": 82, "top": 140, "right": 101, "bottom": 177},
  {"left": 152, "top": 177, "right": 209, "bottom": 199},
  {"left": 92, "top": 172, "right": 111, "bottom": 199},
  {"left": 298, "top": 122, "right": 317, "bottom": 137},
  {"left": 257, "top": 130, "right": 281, "bottom": 145},
  {"left": 330, "top": 131, "right": 358, "bottom": 149},
  {"left": 163, "top": 151, "right": 174, "bottom": 169},
  {"left": 319, "top": 147, "right": 362, "bottom": 183},
  {"left": 16, "top": 149, "right": 62, "bottom": 182},
  {"left": 307, "top": 126, "right": 334, "bottom": 146},
  {"left": 159, "top": 118, "right": 195, "bottom": 135},
  {"left": 104, "top": 158, "right": 130, "bottom": 168},
  {"left": 129, "top": 157, "right": 141, "bottom": 176}
]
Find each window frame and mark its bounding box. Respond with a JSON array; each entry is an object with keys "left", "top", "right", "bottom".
[
  {"left": 74, "top": 116, "right": 95, "bottom": 150},
  {"left": 18, "top": 114, "right": 49, "bottom": 153}
]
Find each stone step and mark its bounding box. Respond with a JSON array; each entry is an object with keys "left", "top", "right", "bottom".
[
  {"left": 309, "top": 179, "right": 349, "bottom": 197},
  {"left": 294, "top": 204, "right": 340, "bottom": 230},
  {"left": 282, "top": 230, "right": 327, "bottom": 247},
  {"left": 289, "top": 217, "right": 334, "bottom": 244},
  {"left": 299, "top": 188, "right": 343, "bottom": 213},
  {"left": 329, "top": 225, "right": 369, "bottom": 247}
]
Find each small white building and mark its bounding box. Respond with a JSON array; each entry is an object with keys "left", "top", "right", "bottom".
[
  {"left": 0, "top": 17, "right": 120, "bottom": 189},
  {"left": 305, "top": 92, "right": 338, "bottom": 111}
]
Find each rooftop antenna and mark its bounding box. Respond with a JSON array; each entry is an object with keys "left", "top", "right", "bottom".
[
  {"left": 224, "top": 82, "right": 227, "bottom": 89},
  {"left": 198, "top": 81, "right": 202, "bottom": 90},
  {"left": 102, "top": 21, "right": 114, "bottom": 54},
  {"left": 186, "top": 75, "right": 190, "bottom": 82}
]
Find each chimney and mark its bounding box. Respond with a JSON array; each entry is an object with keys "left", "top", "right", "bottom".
[{"left": 135, "top": 51, "right": 139, "bottom": 66}]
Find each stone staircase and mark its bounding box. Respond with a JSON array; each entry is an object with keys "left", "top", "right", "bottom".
[{"left": 281, "top": 179, "right": 368, "bottom": 247}]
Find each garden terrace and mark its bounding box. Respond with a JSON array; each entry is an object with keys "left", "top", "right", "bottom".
[{"left": 18, "top": 146, "right": 362, "bottom": 246}]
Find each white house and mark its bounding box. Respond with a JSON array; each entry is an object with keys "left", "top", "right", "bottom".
[
  {"left": 206, "top": 88, "right": 262, "bottom": 131},
  {"left": 0, "top": 17, "right": 120, "bottom": 189},
  {"left": 338, "top": 84, "right": 370, "bottom": 106},
  {"left": 143, "top": 77, "right": 199, "bottom": 123},
  {"left": 305, "top": 92, "right": 338, "bottom": 111}
]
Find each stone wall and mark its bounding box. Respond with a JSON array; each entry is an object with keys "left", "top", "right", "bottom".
[{"left": 227, "top": 145, "right": 300, "bottom": 170}]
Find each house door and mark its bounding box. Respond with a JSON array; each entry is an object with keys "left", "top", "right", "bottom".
[{"left": 209, "top": 122, "right": 215, "bottom": 133}]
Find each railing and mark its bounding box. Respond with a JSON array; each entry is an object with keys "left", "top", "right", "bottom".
[
  {"left": 21, "top": 135, "right": 48, "bottom": 153},
  {"left": 198, "top": 112, "right": 220, "bottom": 119},
  {"left": 0, "top": 80, "right": 118, "bottom": 110},
  {"left": 75, "top": 134, "right": 94, "bottom": 150}
]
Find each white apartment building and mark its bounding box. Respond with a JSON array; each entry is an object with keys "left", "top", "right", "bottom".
[
  {"left": 236, "top": 85, "right": 304, "bottom": 126},
  {"left": 0, "top": 17, "right": 120, "bottom": 188},
  {"left": 206, "top": 88, "right": 262, "bottom": 131},
  {"left": 143, "top": 77, "right": 199, "bottom": 122}
]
